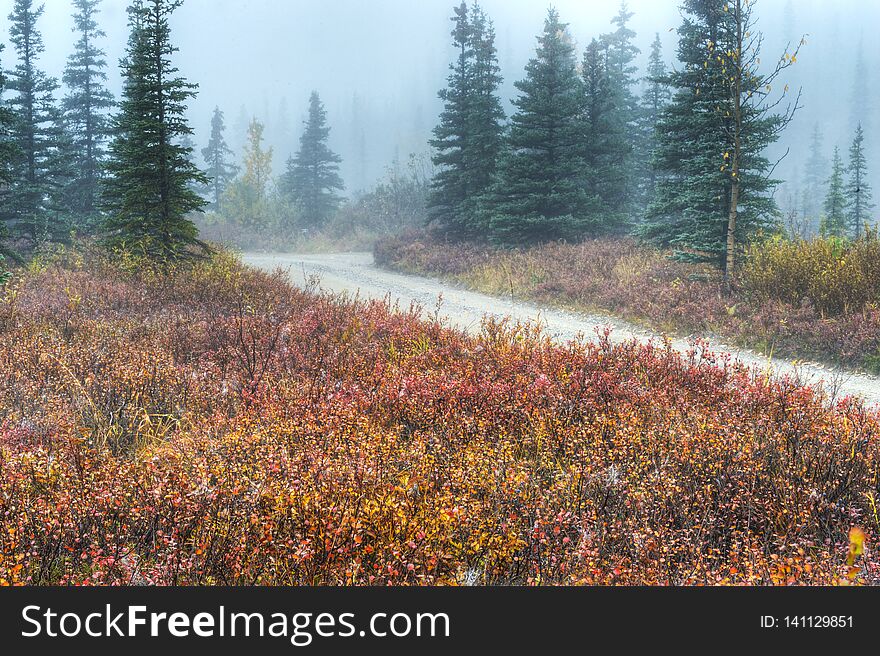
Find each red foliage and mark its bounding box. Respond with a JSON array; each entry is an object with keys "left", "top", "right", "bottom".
[
  {"left": 0, "top": 253, "right": 877, "bottom": 586},
  {"left": 375, "top": 232, "right": 880, "bottom": 371}
]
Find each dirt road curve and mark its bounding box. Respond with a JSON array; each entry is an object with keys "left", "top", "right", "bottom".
[{"left": 244, "top": 251, "right": 880, "bottom": 407}]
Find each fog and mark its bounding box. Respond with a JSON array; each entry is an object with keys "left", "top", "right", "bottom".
[{"left": 0, "top": 0, "right": 877, "bottom": 200}]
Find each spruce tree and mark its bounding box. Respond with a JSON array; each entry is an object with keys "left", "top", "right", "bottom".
[
  {"left": 821, "top": 147, "right": 847, "bottom": 238},
  {"left": 464, "top": 2, "right": 504, "bottom": 223},
  {"left": 640, "top": 33, "right": 670, "bottom": 205},
  {"left": 488, "top": 8, "right": 589, "bottom": 244},
  {"left": 429, "top": 2, "right": 504, "bottom": 238},
  {"left": 62, "top": 0, "right": 114, "bottom": 233},
  {"left": 4, "top": 0, "right": 67, "bottom": 243},
  {"left": 642, "top": 0, "right": 788, "bottom": 271},
  {"left": 0, "top": 45, "right": 20, "bottom": 252},
  {"left": 102, "top": 0, "right": 208, "bottom": 263},
  {"left": 280, "top": 91, "right": 344, "bottom": 230},
  {"left": 801, "top": 124, "right": 826, "bottom": 231},
  {"left": 845, "top": 124, "right": 874, "bottom": 238},
  {"left": 601, "top": 2, "right": 641, "bottom": 212},
  {"left": 581, "top": 38, "right": 628, "bottom": 231},
  {"left": 427, "top": 2, "right": 472, "bottom": 234},
  {"left": 201, "top": 106, "right": 238, "bottom": 212}
]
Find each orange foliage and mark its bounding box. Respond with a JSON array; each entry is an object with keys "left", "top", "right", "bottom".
[{"left": 0, "top": 253, "right": 877, "bottom": 586}]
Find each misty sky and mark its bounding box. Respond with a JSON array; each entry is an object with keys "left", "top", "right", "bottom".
[{"left": 0, "top": 0, "right": 877, "bottom": 203}]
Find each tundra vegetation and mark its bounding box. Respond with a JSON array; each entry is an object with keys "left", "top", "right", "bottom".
[{"left": 0, "top": 0, "right": 876, "bottom": 586}]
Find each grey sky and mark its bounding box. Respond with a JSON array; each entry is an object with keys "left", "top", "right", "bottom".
[{"left": 0, "top": 0, "right": 877, "bottom": 199}]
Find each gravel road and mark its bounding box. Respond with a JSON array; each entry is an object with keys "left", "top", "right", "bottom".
[{"left": 244, "top": 251, "right": 880, "bottom": 407}]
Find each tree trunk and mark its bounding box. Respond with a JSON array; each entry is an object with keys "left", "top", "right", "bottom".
[{"left": 725, "top": 180, "right": 740, "bottom": 290}]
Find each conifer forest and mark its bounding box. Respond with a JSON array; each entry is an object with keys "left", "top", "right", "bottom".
[{"left": 1, "top": 0, "right": 880, "bottom": 597}]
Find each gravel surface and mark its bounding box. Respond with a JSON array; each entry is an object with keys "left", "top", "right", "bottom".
[{"left": 244, "top": 251, "right": 880, "bottom": 407}]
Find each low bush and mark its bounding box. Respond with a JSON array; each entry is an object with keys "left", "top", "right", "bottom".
[
  {"left": 0, "top": 252, "right": 877, "bottom": 585},
  {"left": 742, "top": 233, "right": 880, "bottom": 318},
  {"left": 376, "top": 232, "right": 880, "bottom": 372}
]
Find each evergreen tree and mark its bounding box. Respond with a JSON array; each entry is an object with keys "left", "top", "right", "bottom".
[
  {"left": 464, "top": 2, "right": 505, "bottom": 222},
  {"left": 601, "top": 2, "right": 641, "bottom": 212},
  {"left": 102, "top": 0, "right": 208, "bottom": 263},
  {"left": 201, "top": 106, "right": 238, "bottom": 211},
  {"left": 427, "top": 2, "right": 472, "bottom": 234},
  {"left": 4, "top": 0, "right": 67, "bottom": 243},
  {"left": 845, "top": 123, "right": 875, "bottom": 238},
  {"left": 488, "top": 9, "right": 590, "bottom": 244},
  {"left": 802, "top": 124, "right": 826, "bottom": 231},
  {"left": 0, "top": 43, "right": 19, "bottom": 241},
  {"left": 62, "top": 0, "right": 114, "bottom": 232},
  {"left": 821, "top": 147, "right": 847, "bottom": 238},
  {"left": 640, "top": 33, "right": 671, "bottom": 205},
  {"left": 429, "top": 2, "right": 504, "bottom": 238},
  {"left": 0, "top": 45, "right": 20, "bottom": 251},
  {"left": 581, "top": 38, "right": 628, "bottom": 230},
  {"left": 642, "top": 0, "right": 790, "bottom": 272},
  {"left": 279, "top": 91, "right": 344, "bottom": 230}
]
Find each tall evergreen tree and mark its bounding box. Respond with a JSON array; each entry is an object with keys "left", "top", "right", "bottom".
[
  {"left": 464, "top": 3, "right": 505, "bottom": 221},
  {"left": 201, "top": 106, "right": 237, "bottom": 211},
  {"left": 581, "top": 38, "right": 628, "bottom": 230},
  {"left": 102, "top": 0, "right": 208, "bottom": 262},
  {"left": 821, "top": 147, "right": 847, "bottom": 238},
  {"left": 845, "top": 123, "right": 875, "bottom": 238},
  {"left": 488, "top": 9, "right": 590, "bottom": 244},
  {"left": 601, "top": 2, "right": 641, "bottom": 211},
  {"left": 62, "top": 0, "right": 114, "bottom": 232},
  {"left": 4, "top": 0, "right": 67, "bottom": 243},
  {"left": 0, "top": 46, "right": 19, "bottom": 255},
  {"left": 642, "top": 0, "right": 792, "bottom": 272},
  {"left": 0, "top": 44, "right": 19, "bottom": 244},
  {"left": 429, "top": 2, "right": 504, "bottom": 238},
  {"left": 802, "top": 124, "right": 826, "bottom": 231},
  {"left": 279, "top": 91, "right": 344, "bottom": 230},
  {"left": 427, "top": 2, "right": 472, "bottom": 234},
  {"left": 640, "top": 33, "right": 671, "bottom": 205}
]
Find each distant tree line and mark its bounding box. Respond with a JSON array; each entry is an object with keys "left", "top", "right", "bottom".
[
  {"left": 0, "top": 0, "right": 209, "bottom": 265},
  {"left": 202, "top": 89, "right": 346, "bottom": 243},
  {"left": 801, "top": 122, "right": 875, "bottom": 241},
  {"left": 0, "top": 0, "right": 874, "bottom": 271},
  {"left": 0, "top": 0, "right": 348, "bottom": 267},
  {"left": 427, "top": 0, "right": 827, "bottom": 280}
]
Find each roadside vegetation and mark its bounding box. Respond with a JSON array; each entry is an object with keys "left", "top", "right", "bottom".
[
  {"left": 0, "top": 0, "right": 876, "bottom": 591},
  {"left": 0, "top": 250, "right": 876, "bottom": 585},
  {"left": 376, "top": 231, "right": 880, "bottom": 373}
]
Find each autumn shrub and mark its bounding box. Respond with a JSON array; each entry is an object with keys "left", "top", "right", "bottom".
[
  {"left": 742, "top": 233, "right": 880, "bottom": 318},
  {"left": 0, "top": 251, "right": 877, "bottom": 586},
  {"left": 376, "top": 231, "right": 880, "bottom": 371}
]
